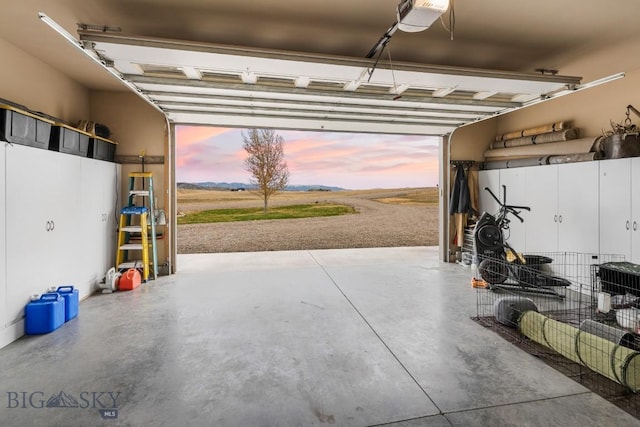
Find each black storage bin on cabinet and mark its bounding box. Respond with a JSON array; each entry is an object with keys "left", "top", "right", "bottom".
[
  {"left": 598, "top": 262, "right": 640, "bottom": 296},
  {"left": 0, "top": 104, "right": 53, "bottom": 149},
  {"left": 49, "top": 124, "right": 91, "bottom": 157},
  {"left": 88, "top": 136, "right": 116, "bottom": 162}
]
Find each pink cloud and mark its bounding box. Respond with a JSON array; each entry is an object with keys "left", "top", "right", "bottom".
[
  {"left": 176, "top": 126, "right": 233, "bottom": 147},
  {"left": 176, "top": 127, "right": 441, "bottom": 188}
]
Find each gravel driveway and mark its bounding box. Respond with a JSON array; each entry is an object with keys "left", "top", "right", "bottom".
[{"left": 177, "top": 191, "right": 439, "bottom": 253}]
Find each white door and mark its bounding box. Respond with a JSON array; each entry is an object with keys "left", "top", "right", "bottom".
[
  {"left": 499, "top": 168, "right": 528, "bottom": 251},
  {"left": 5, "top": 145, "right": 81, "bottom": 324},
  {"left": 524, "top": 165, "right": 559, "bottom": 253},
  {"left": 80, "top": 158, "right": 107, "bottom": 294},
  {"left": 0, "top": 144, "right": 6, "bottom": 327},
  {"left": 478, "top": 170, "right": 500, "bottom": 216},
  {"left": 105, "top": 163, "right": 120, "bottom": 272},
  {"left": 631, "top": 158, "right": 640, "bottom": 263},
  {"left": 599, "top": 158, "right": 631, "bottom": 260},
  {"left": 557, "top": 161, "right": 600, "bottom": 253},
  {"left": 79, "top": 158, "right": 120, "bottom": 296},
  {"left": 97, "top": 161, "right": 120, "bottom": 280}
]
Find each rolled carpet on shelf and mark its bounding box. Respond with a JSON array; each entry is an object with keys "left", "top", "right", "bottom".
[
  {"left": 482, "top": 155, "right": 524, "bottom": 162},
  {"left": 484, "top": 137, "right": 600, "bottom": 159},
  {"left": 483, "top": 156, "right": 549, "bottom": 170},
  {"left": 490, "top": 128, "right": 578, "bottom": 149},
  {"left": 495, "top": 121, "right": 569, "bottom": 142},
  {"left": 548, "top": 152, "right": 603, "bottom": 164},
  {"left": 481, "top": 161, "right": 509, "bottom": 170}
]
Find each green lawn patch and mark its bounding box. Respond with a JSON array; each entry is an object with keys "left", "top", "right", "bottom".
[{"left": 178, "top": 203, "right": 356, "bottom": 224}]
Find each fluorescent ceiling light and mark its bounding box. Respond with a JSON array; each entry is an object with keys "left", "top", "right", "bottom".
[
  {"left": 522, "top": 72, "right": 625, "bottom": 106},
  {"left": 38, "top": 12, "right": 84, "bottom": 50},
  {"left": 397, "top": 0, "right": 450, "bottom": 33},
  {"left": 39, "top": 12, "right": 164, "bottom": 114}
]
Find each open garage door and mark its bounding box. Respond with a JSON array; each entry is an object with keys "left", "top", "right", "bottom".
[
  {"left": 74, "top": 31, "right": 606, "bottom": 264},
  {"left": 78, "top": 32, "right": 583, "bottom": 136}
]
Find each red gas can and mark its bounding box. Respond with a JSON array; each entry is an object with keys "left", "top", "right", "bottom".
[{"left": 118, "top": 268, "right": 141, "bottom": 291}]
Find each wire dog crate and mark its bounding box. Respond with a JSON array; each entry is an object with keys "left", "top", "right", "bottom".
[{"left": 474, "top": 252, "right": 640, "bottom": 420}]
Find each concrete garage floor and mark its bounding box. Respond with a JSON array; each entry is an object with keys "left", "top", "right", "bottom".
[{"left": 0, "top": 247, "right": 638, "bottom": 426}]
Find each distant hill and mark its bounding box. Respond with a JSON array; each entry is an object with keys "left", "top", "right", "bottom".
[
  {"left": 177, "top": 182, "right": 249, "bottom": 191},
  {"left": 177, "top": 182, "right": 344, "bottom": 192}
]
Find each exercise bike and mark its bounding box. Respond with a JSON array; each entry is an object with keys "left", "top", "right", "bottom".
[{"left": 474, "top": 185, "right": 571, "bottom": 298}]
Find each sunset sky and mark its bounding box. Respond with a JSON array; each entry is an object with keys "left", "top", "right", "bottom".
[{"left": 176, "top": 126, "right": 440, "bottom": 189}]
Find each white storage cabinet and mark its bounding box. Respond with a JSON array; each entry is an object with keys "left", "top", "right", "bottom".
[
  {"left": 1, "top": 142, "right": 119, "bottom": 348},
  {"left": 599, "top": 157, "right": 640, "bottom": 262}
]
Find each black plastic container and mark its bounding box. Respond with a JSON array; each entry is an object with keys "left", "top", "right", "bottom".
[
  {"left": 515, "top": 254, "right": 553, "bottom": 284},
  {"left": 598, "top": 262, "right": 640, "bottom": 296},
  {"left": 0, "top": 105, "right": 53, "bottom": 149},
  {"left": 88, "top": 135, "right": 116, "bottom": 161},
  {"left": 49, "top": 124, "right": 91, "bottom": 157}
]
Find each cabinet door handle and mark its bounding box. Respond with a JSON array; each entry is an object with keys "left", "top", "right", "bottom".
[
  {"left": 46, "top": 221, "right": 51, "bottom": 232},
  {"left": 554, "top": 214, "right": 558, "bottom": 223},
  {"left": 627, "top": 220, "right": 631, "bottom": 230},
  {"left": 558, "top": 215, "right": 563, "bottom": 223},
  {"left": 634, "top": 221, "right": 638, "bottom": 231},
  {"left": 51, "top": 220, "right": 55, "bottom": 231}
]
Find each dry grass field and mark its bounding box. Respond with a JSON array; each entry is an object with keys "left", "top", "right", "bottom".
[{"left": 177, "top": 187, "right": 439, "bottom": 253}]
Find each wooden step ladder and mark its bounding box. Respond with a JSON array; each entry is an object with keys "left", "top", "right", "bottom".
[{"left": 115, "top": 172, "right": 158, "bottom": 281}]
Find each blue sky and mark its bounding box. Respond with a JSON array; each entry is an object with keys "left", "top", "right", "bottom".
[{"left": 176, "top": 126, "right": 440, "bottom": 189}]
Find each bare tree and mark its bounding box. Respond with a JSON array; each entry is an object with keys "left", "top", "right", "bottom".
[{"left": 242, "top": 128, "right": 290, "bottom": 213}]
